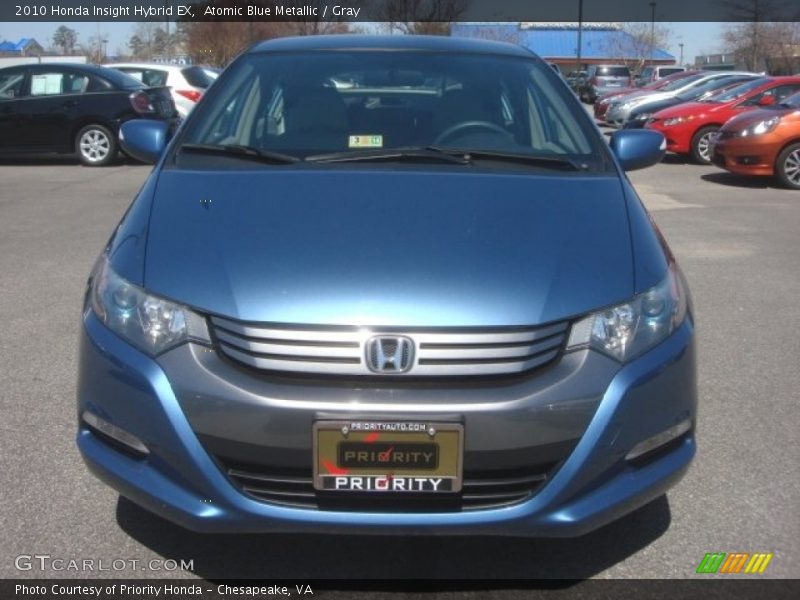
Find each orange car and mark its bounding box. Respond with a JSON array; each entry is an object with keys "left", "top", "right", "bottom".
[{"left": 711, "top": 91, "right": 800, "bottom": 189}]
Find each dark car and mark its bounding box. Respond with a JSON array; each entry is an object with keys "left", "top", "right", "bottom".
[
  {"left": 624, "top": 74, "right": 760, "bottom": 129},
  {"left": 579, "top": 64, "right": 632, "bottom": 103},
  {"left": 0, "top": 63, "right": 177, "bottom": 166},
  {"left": 77, "top": 35, "right": 696, "bottom": 537}
]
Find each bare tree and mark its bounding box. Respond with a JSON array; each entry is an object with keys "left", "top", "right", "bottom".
[
  {"left": 603, "top": 23, "right": 672, "bottom": 73},
  {"left": 719, "top": 0, "right": 798, "bottom": 72},
  {"left": 378, "top": 0, "right": 468, "bottom": 36}
]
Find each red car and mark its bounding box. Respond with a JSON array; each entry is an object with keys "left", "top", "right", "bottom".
[
  {"left": 594, "top": 70, "right": 699, "bottom": 120},
  {"left": 645, "top": 76, "right": 800, "bottom": 163}
]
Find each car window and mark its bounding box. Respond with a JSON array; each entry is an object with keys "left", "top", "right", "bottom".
[
  {"left": 741, "top": 83, "right": 800, "bottom": 106},
  {"left": 0, "top": 70, "right": 25, "bottom": 99},
  {"left": 781, "top": 91, "right": 800, "bottom": 107},
  {"left": 182, "top": 66, "right": 215, "bottom": 88},
  {"left": 30, "top": 71, "right": 89, "bottom": 96},
  {"left": 660, "top": 73, "right": 705, "bottom": 91},
  {"left": 182, "top": 51, "right": 600, "bottom": 165},
  {"left": 598, "top": 66, "right": 630, "bottom": 77},
  {"left": 713, "top": 77, "right": 770, "bottom": 103},
  {"left": 116, "top": 68, "right": 168, "bottom": 87},
  {"left": 659, "top": 68, "right": 684, "bottom": 77}
]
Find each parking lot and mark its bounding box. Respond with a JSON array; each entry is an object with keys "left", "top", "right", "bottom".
[{"left": 0, "top": 152, "right": 798, "bottom": 583}]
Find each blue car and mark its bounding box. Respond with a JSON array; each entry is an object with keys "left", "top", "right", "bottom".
[{"left": 77, "top": 35, "right": 695, "bottom": 536}]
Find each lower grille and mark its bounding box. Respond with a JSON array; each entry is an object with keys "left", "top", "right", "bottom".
[{"left": 219, "top": 459, "right": 557, "bottom": 512}]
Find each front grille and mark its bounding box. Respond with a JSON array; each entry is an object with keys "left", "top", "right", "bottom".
[
  {"left": 210, "top": 316, "right": 569, "bottom": 377},
  {"left": 220, "top": 460, "right": 557, "bottom": 512}
]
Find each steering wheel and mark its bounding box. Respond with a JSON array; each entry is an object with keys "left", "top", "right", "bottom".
[{"left": 433, "top": 120, "right": 511, "bottom": 145}]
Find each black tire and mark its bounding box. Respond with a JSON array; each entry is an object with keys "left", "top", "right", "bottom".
[
  {"left": 690, "top": 126, "right": 719, "bottom": 165},
  {"left": 75, "top": 124, "right": 117, "bottom": 166},
  {"left": 775, "top": 142, "right": 800, "bottom": 190}
]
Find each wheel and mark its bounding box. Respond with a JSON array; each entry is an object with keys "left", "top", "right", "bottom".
[
  {"left": 75, "top": 124, "right": 117, "bottom": 166},
  {"left": 690, "top": 126, "right": 719, "bottom": 165},
  {"left": 775, "top": 143, "right": 800, "bottom": 190},
  {"left": 433, "top": 120, "right": 512, "bottom": 145}
]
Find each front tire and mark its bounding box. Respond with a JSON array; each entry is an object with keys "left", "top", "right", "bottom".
[
  {"left": 775, "top": 143, "right": 800, "bottom": 190},
  {"left": 75, "top": 124, "right": 117, "bottom": 167},
  {"left": 690, "top": 126, "right": 719, "bottom": 165}
]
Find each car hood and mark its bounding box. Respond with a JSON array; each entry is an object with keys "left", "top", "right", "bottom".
[
  {"left": 654, "top": 100, "right": 736, "bottom": 120},
  {"left": 721, "top": 106, "right": 800, "bottom": 132},
  {"left": 142, "top": 169, "right": 634, "bottom": 327}
]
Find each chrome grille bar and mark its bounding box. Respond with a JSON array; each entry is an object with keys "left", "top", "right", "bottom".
[{"left": 210, "top": 316, "right": 568, "bottom": 377}]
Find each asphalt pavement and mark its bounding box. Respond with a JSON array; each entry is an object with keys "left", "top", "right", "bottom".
[{"left": 0, "top": 152, "right": 798, "bottom": 585}]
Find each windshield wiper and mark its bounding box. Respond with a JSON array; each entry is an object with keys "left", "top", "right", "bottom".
[
  {"left": 180, "top": 143, "right": 300, "bottom": 164},
  {"left": 305, "top": 146, "right": 470, "bottom": 165},
  {"left": 432, "top": 147, "right": 584, "bottom": 171},
  {"left": 307, "top": 146, "right": 584, "bottom": 171}
]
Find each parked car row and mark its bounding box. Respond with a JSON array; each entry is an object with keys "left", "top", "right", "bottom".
[
  {"left": 0, "top": 62, "right": 221, "bottom": 166},
  {"left": 0, "top": 63, "right": 178, "bottom": 166},
  {"left": 590, "top": 68, "right": 800, "bottom": 187}
]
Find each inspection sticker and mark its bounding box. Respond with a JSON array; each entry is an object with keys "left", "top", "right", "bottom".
[{"left": 348, "top": 135, "right": 383, "bottom": 148}]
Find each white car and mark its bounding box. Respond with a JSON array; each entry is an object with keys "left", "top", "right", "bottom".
[{"left": 106, "top": 63, "right": 219, "bottom": 118}]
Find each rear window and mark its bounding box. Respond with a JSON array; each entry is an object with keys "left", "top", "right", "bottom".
[
  {"left": 182, "top": 66, "right": 215, "bottom": 88},
  {"left": 94, "top": 67, "right": 146, "bottom": 90},
  {"left": 598, "top": 66, "right": 630, "bottom": 77},
  {"left": 659, "top": 68, "right": 685, "bottom": 77}
]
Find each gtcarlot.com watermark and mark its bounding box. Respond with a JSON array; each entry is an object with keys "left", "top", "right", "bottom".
[{"left": 15, "top": 554, "right": 193, "bottom": 573}]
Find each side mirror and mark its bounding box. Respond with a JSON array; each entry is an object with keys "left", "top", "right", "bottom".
[
  {"left": 119, "top": 120, "right": 170, "bottom": 164},
  {"left": 609, "top": 129, "right": 666, "bottom": 171},
  {"left": 757, "top": 95, "right": 776, "bottom": 106}
]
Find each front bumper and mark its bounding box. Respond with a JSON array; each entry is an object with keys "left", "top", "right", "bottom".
[
  {"left": 711, "top": 137, "right": 777, "bottom": 176},
  {"left": 77, "top": 311, "right": 697, "bottom": 537}
]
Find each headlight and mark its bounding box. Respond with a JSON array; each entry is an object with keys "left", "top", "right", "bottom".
[
  {"left": 566, "top": 262, "right": 688, "bottom": 363},
  {"left": 738, "top": 116, "right": 780, "bottom": 137},
  {"left": 662, "top": 116, "right": 688, "bottom": 127},
  {"left": 89, "top": 256, "right": 210, "bottom": 356},
  {"left": 634, "top": 112, "right": 653, "bottom": 121}
]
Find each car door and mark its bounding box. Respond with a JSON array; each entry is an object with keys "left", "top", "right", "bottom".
[
  {"left": 17, "top": 66, "right": 90, "bottom": 152},
  {"left": 0, "top": 67, "right": 28, "bottom": 153}
]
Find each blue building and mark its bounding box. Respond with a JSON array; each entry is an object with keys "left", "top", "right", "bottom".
[
  {"left": 451, "top": 23, "right": 675, "bottom": 71},
  {"left": 0, "top": 38, "right": 44, "bottom": 57}
]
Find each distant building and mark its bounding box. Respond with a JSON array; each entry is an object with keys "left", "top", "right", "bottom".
[
  {"left": 0, "top": 38, "right": 45, "bottom": 57},
  {"left": 451, "top": 23, "right": 675, "bottom": 72}
]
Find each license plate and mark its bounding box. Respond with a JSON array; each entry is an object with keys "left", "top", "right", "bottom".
[{"left": 313, "top": 421, "right": 463, "bottom": 493}]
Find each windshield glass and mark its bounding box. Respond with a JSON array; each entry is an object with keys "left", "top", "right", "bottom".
[
  {"left": 678, "top": 76, "right": 752, "bottom": 101},
  {"left": 179, "top": 51, "right": 601, "bottom": 166},
  {"left": 660, "top": 73, "right": 705, "bottom": 91},
  {"left": 712, "top": 77, "right": 770, "bottom": 103}
]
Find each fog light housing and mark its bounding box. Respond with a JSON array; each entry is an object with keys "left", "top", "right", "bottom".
[
  {"left": 626, "top": 418, "right": 692, "bottom": 461},
  {"left": 82, "top": 411, "right": 149, "bottom": 456}
]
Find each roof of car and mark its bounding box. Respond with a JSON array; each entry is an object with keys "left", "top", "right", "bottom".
[{"left": 249, "top": 35, "right": 534, "bottom": 58}]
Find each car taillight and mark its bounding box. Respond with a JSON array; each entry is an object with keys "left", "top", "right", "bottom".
[
  {"left": 129, "top": 91, "right": 155, "bottom": 114},
  {"left": 176, "top": 89, "right": 202, "bottom": 103}
]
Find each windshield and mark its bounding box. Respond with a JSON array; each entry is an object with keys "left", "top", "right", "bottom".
[
  {"left": 660, "top": 73, "right": 706, "bottom": 91},
  {"left": 179, "top": 51, "right": 601, "bottom": 166},
  {"left": 678, "top": 76, "right": 753, "bottom": 101},
  {"left": 711, "top": 77, "right": 770, "bottom": 103}
]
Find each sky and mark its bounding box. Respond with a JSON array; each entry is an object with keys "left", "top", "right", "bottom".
[{"left": 3, "top": 21, "right": 727, "bottom": 65}]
